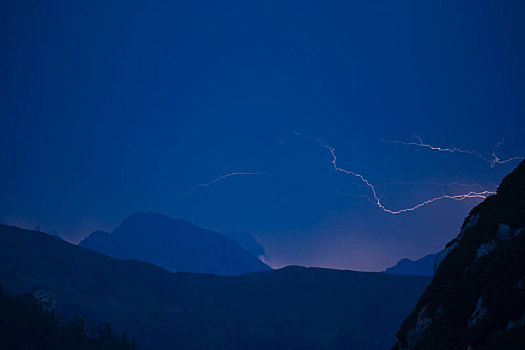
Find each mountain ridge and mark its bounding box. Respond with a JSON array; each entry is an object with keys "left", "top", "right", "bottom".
[
  {"left": 0, "top": 222, "right": 430, "bottom": 350},
  {"left": 384, "top": 253, "right": 437, "bottom": 277},
  {"left": 79, "top": 212, "right": 271, "bottom": 276}
]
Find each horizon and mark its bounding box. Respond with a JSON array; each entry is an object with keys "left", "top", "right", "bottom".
[{"left": 0, "top": 209, "right": 437, "bottom": 273}]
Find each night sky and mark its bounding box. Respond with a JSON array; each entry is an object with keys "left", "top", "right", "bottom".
[{"left": 1, "top": 0, "right": 524, "bottom": 271}]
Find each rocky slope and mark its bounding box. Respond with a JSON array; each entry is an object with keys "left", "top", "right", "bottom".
[{"left": 393, "top": 160, "right": 525, "bottom": 350}]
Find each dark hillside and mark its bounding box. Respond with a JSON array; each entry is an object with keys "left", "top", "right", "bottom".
[
  {"left": 0, "top": 284, "right": 139, "bottom": 350},
  {"left": 0, "top": 223, "right": 430, "bottom": 350},
  {"left": 394, "top": 160, "right": 525, "bottom": 350}
]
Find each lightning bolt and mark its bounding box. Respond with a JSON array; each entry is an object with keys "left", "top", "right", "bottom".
[
  {"left": 384, "top": 134, "right": 524, "bottom": 168},
  {"left": 288, "top": 132, "right": 496, "bottom": 214},
  {"left": 188, "top": 172, "right": 268, "bottom": 194},
  {"left": 377, "top": 181, "right": 489, "bottom": 191},
  {"left": 490, "top": 136, "right": 524, "bottom": 168}
]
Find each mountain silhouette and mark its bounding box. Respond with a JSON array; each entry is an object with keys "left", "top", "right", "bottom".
[
  {"left": 384, "top": 253, "right": 437, "bottom": 277},
  {"left": 80, "top": 212, "right": 270, "bottom": 275},
  {"left": 0, "top": 222, "right": 430, "bottom": 350}
]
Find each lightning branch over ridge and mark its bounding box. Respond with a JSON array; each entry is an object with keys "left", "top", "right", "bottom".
[
  {"left": 383, "top": 134, "right": 524, "bottom": 168},
  {"left": 286, "top": 131, "right": 497, "bottom": 214}
]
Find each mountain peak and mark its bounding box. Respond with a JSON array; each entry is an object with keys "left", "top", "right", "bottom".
[
  {"left": 80, "top": 213, "right": 271, "bottom": 276},
  {"left": 384, "top": 254, "right": 437, "bottom": 277},
  {"left": 119, "top": 212, "right": 188, "bottom": 229}
]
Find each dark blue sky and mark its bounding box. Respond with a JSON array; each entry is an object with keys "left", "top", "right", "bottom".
[{"left": 1, "top": 0, "right": 524, "bottom": 271}]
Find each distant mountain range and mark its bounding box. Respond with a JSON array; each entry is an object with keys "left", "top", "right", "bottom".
[
  {"left": 0, "top": 223, "right": 430, "bottom": 350},
  {"left": 384, "top": 253, "right": 437, "bottom": 277},
  {"left": 79, "top": 212, "right": 270, "bottom": 276},
  {"left": 394, "top": 160, "right": 525, "bottom": 349}
]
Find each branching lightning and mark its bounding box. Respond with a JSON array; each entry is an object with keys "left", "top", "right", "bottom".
[
  {"left": 327, "top": 144, "right": 495, "bottom": 214},
  {"left": 376, "top": 181, "right": 489, "bottom": 191},
  {"left": 188, "top": 172, "right": 268, "bottom": 194},
  {"left": 287, "top": 131, "right": 496, "bottom": 214},
  {"left": 199, "top": 172, "right": 267, "bottom": 187},
  {"left": 490, "top": 136, "right": 524, "bottom": 168},
  {"left": 190, "top": 131, "right": 511, "bottom": 213},
  {"left": 378, "top": 181, "right": 485, "bottom": 187},
  {"left": 384, "top": 134, "right": 524, "bottom": 168}
]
